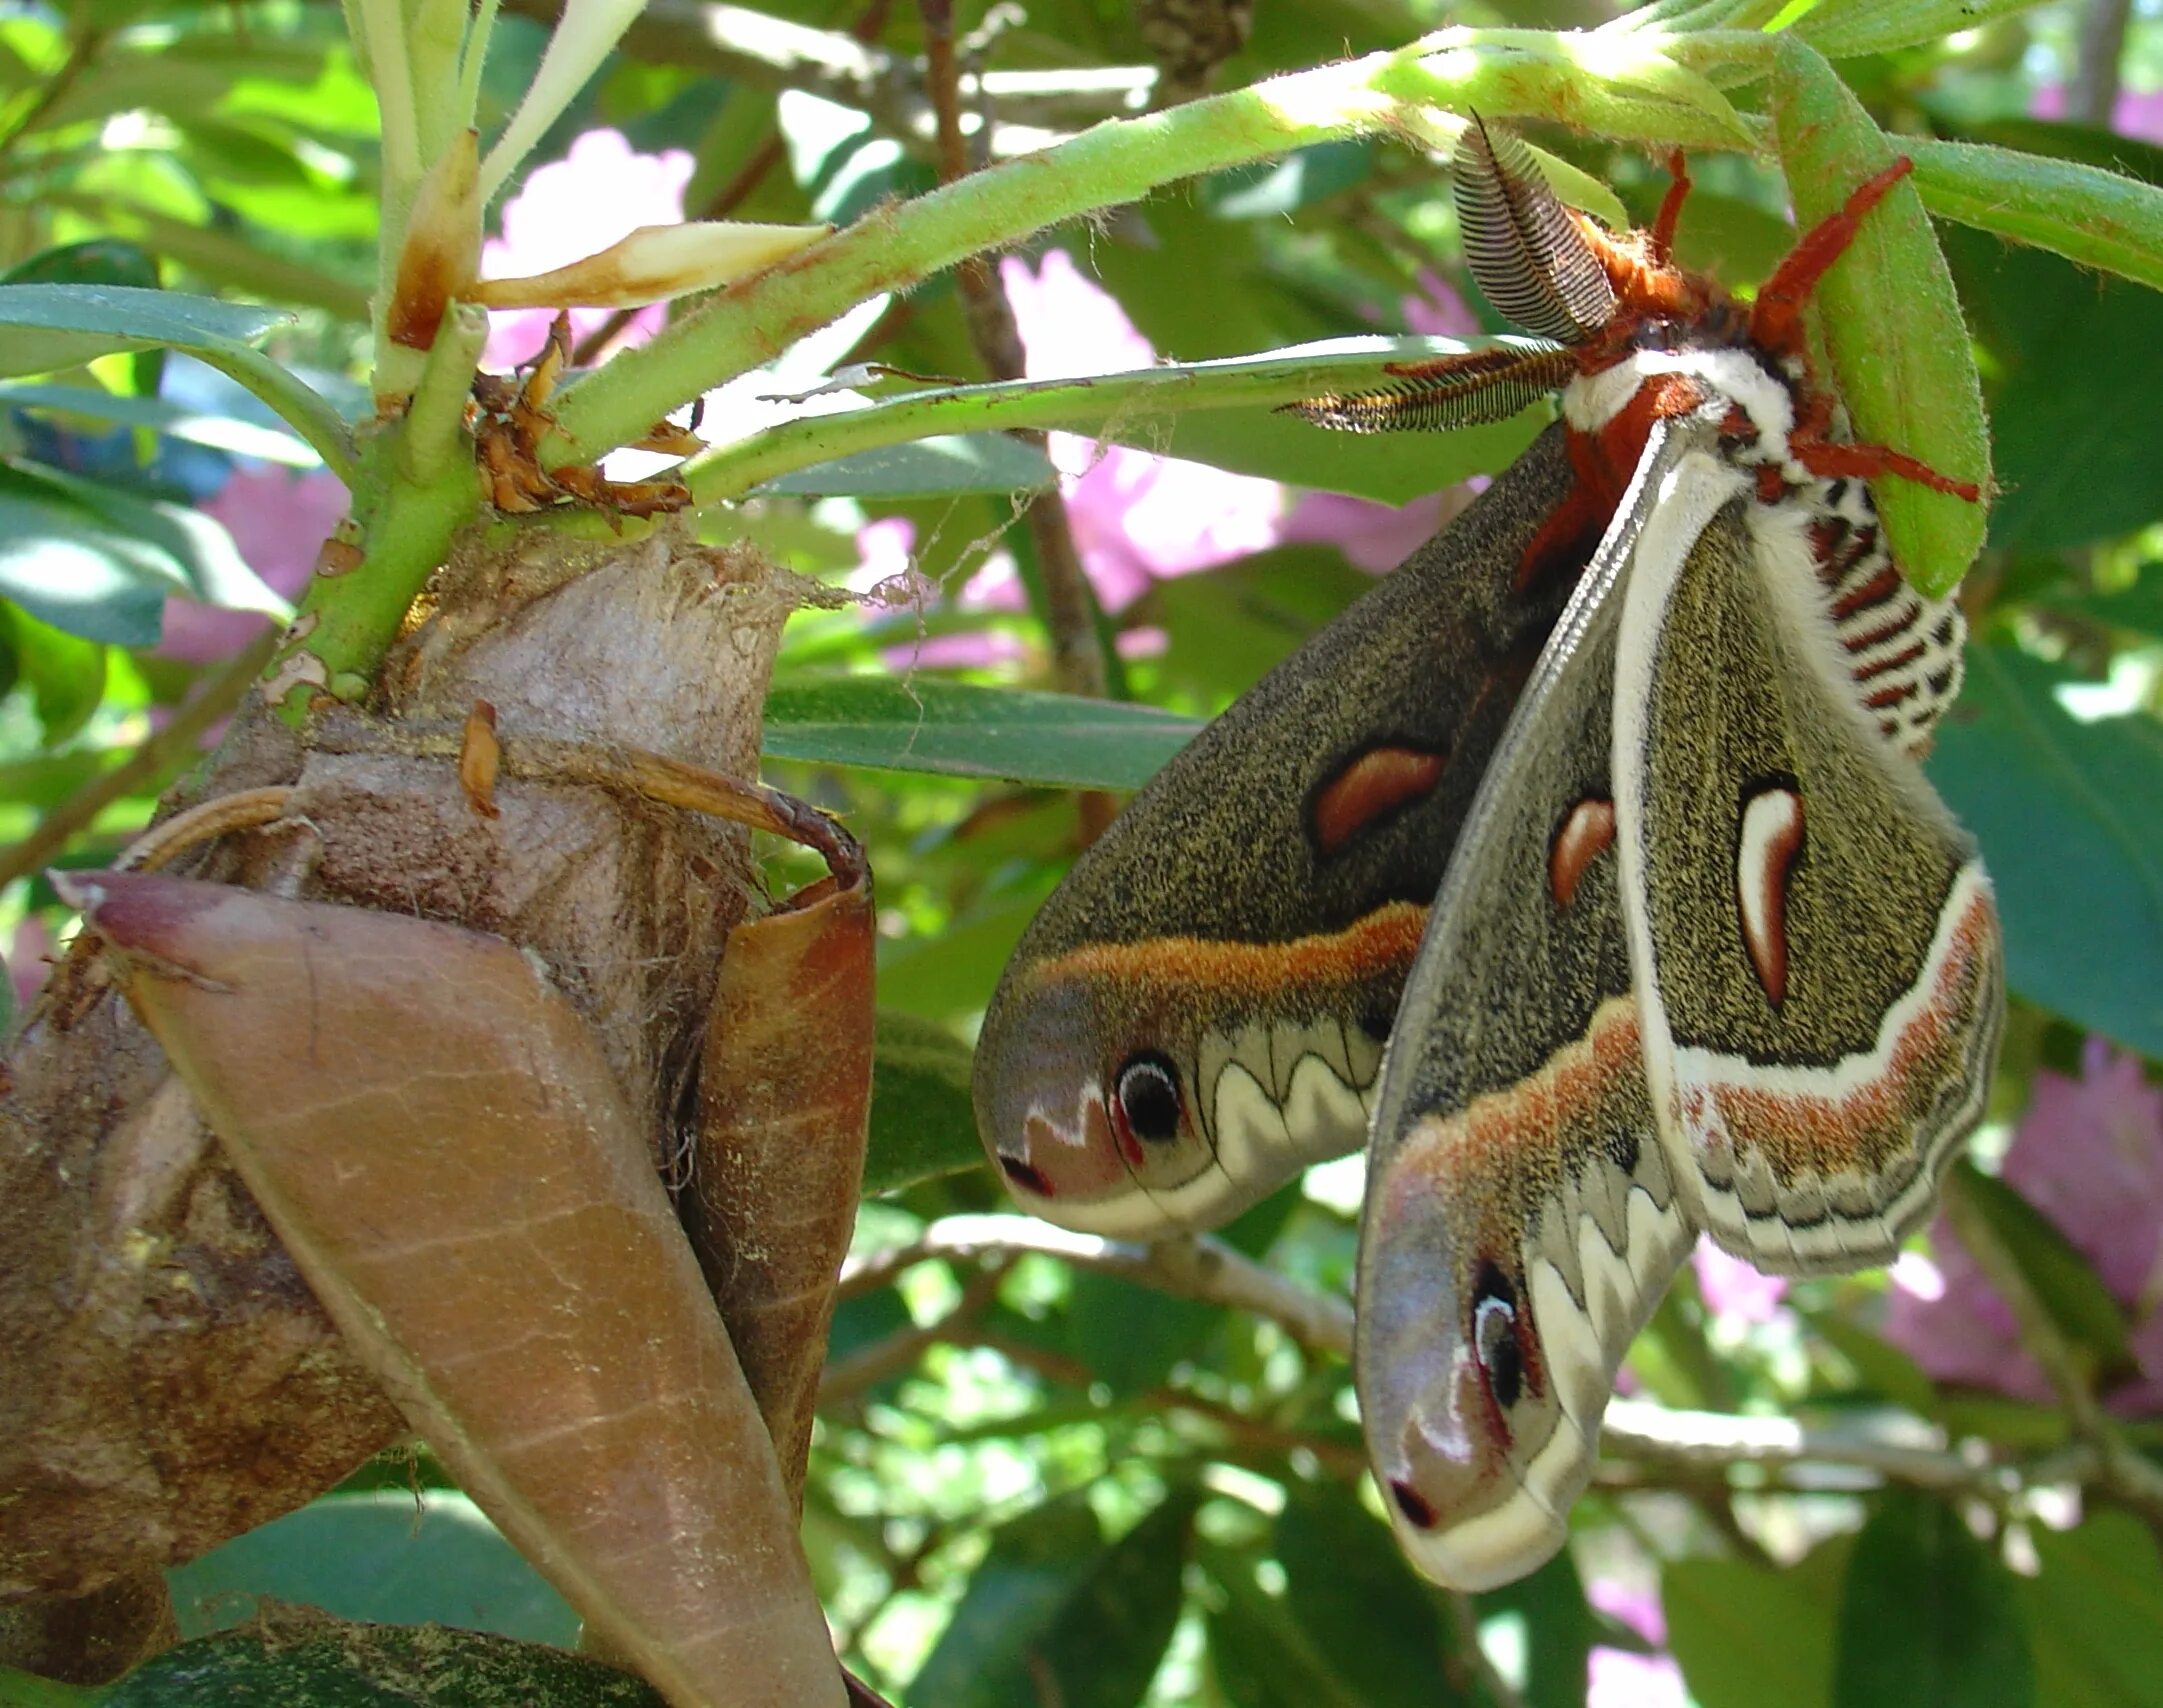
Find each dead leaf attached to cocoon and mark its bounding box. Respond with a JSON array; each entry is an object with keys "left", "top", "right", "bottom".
[{"left": 67, "top": 870, "right": 847, "bottom": 1708}]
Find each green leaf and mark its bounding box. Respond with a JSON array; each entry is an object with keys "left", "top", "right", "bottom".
[
  {"left": 0, "top": 382, "right": 320, "bottom": 467},
  {"left": 1926, "top": 644, "right": 2163, "bottom": 1058},
  {"left": 101, "top": 1619, "right": 663, "bottom": 1707},
  {"left": 864, "top": 1010, "right": 984, "bottom": 1196},
  {"left": 0, "top": 462, "right": 279, "bottom": 646},
  {"left": 907, "top": 1485, "right": 1195, "bottom": 1708},
  {"left": 1787, "top": 0, "right": 2057, "bottom": 60},
  {"left": 695, "top": 339, "right": 1546, "bottom": 510},
  {"left": 0, "top": 1667, "right": 101, "bottom": 1706},
  {"left": 1770, "top": 40, "right": 1989, "bottom": 599},
  {"left": 2, "top": 240, "right": 166, "bottom": 395},
  {"left": 6, "top": 603, "right": 107, "bottom": 745},
  {"left": 2033, "top": 573, "right": 2163, "bottom": 640},
  {"left": 1834, "top": 1488, "right": 2034, "bottom": 1708},
  {"left": 1910, "top": 138, "right": 2163, "bottom": 295},
  {"left": 1943, "top": 1162, "right": 2133, "bottom": 1381},
  {"left": 1145, "top": 546, "right": 1377, "bottom": 702},
  {"left": 0, "top": 285, "right": 290, "bottom": 381},
  {"left": 2018, "top": 1511, "right": 2163, "bottom": 1708},
  {"left": 1478, "top": 1550, "right": 1593, "bottom": 1708},
  {"left": 1205, "top": 1558, "right": 1370, "bottom": 1708},
  {"left": 1273, "top": 1484, "right": 1455, "bottom": 1708},
  {"left": 763, "top": 675, "right": 1199, "bottom": 789},
  {"left": 164, "top": 1490, "right": 578, "bottom": 1645},
  {"left": 1804, "top": 1309, "right": 1940, "bottom": 1417},
  {"left": 1666, "top": 1536, "right": 1849, "bottom": 1708},
  {"left": 753, "top": 432, "right": 1054, "bottom": 498},
  {"left": 1943, "top": 235, "right": 2163, "bottom": 553}
]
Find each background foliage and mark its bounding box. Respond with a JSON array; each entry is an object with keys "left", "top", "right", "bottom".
[{"left": 6, "top": 0, "right": 2163, "bottom": 1704}]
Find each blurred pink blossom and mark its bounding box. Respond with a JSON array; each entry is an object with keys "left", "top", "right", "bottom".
[
  {"left": 481, "top": 130, "right": 694, "bottom": 370},
  {"left": 1401, "top": 268, "right": 1480, "bottom": 339},
  {"left": 1885, "top": 1038, "right": 2163, "bottom": 1412},
  {"left": 999, "top": 250, "right": 1285, "bottom": 611},
  {"left": 1279, "top": 489, "right": 1455, "bottom": 573},
  {"left": 160, "top": 467, "right": 349, "bottom": 666},
  {"left": 1587, "top": 1579, "right": 1687, "bottom": 1708},
  {"left": 1693, "top": 1237, "right": 1789, "bottom": 1327},
  {"left": 2031, "top": 85, "right": 2163, "bottom": 145}
]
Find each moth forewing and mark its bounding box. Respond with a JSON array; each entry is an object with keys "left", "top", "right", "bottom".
[
  {"left": 1610, "top": 451, "right": 2005, "bottom": 1276},
  {"left": 972, "top": 428, "right": 1592, "bottom": 1238},
  {"left": 1355, "top": 421, "right": 1697, "bottom": 1594}
]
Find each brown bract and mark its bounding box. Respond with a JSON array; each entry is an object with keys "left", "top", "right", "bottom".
[
  {"left": 0, "top": 524, "right": 793, "bottom": 1637},
  {"left": 68, "top": 870, "right": 845, "bottom": 1708},
  {"left": 685, "top": 865, "right": 875, "bottom": 1508}
]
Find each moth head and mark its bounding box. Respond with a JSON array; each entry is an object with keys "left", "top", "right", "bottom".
[
  {"left": 972, "top": 966, "right": 1233, "bottom": 1238},
  {"left": 1358, "top": 1148, "right": 1579, "bottom": 1591}
]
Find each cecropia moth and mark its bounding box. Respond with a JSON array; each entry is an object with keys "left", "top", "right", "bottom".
[{"left": 972, "top": 119, "right": 2002, "bottom": 1591}]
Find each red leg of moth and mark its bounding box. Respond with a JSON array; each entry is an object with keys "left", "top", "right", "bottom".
[
  {"left": 1650, "top": 150, "right": 1691, "bottom": 265},
  {"left": 1791, "top": 436, "right": 1982, "bottom": 501},
  {"left": 1750, "top": 157, "right": 1915, "bottom": 351}
]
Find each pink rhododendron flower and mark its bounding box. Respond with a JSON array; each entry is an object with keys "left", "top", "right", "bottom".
[
  {"left": 1692, "top": 1235, "right": 1789, "bottom": 1326},
  {"left": 999, "top": 250, "right": 1284, "bottom": 611},
  {"left": 1279, "top": 489, "right": 1455, "bottom": 573},
  {"left": 2031, "top": 85, "right": 2163, "bottom": 146},
  {"left": 1401, "top": 268, "right": 1480, "bottom": 339},
  {"left": 481, "top": 130, "right": 695, "bottom": 369},
  {"left": 1587, "top": 1579, "right": 1687, "bottom": 1708},
  {"left": 1885, "top": 1038, "right": 2163, "bottom": 1412},
  {"left": 161, "top": 467, "right": 349, "bottom": 665}
]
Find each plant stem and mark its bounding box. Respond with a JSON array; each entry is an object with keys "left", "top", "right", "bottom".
[{"left": 541, "top": 31, "right": 1753, "bottom": 466}]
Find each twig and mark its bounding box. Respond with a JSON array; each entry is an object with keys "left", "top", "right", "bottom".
[
  {"left": 0, "top": 627, "right": 281, "bottom": 891},
  {"left": 917, "top": 0, "right": 1118, "bottom": 727},
  {"left": 836, "top": 1212, "right": 1354, "bottom": 1357},
  {"left": 494, "top": 0, "right": 1151, "bottom": 149},
  {"left": 817, "top": 1256, "right": 1013, "bottom": 1406},
  {"left": 2070, "top": 0, "right": 2132, "bottom": 127},
  {"left": 837, "top": 1214, "right": 2163, "bottom": 1524},
  {"left": 0, "top": 26, "right": 107, "bottom": 166}
]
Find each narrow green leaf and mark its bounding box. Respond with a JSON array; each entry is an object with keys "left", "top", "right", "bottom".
[
  {"left": 2018, "top": 1512, "right": 2163, "bottom": 1708},
  {"left": 1926, "top": 644, "right": 2163, "bottom": 1058},
  {"left": 694, "top": 338, "right": 1547, "bottom": 510},
  {"left": 101, "top": 1620, "right": 664, "bottom": 1707},
  {"left": 863, "top": 1010, "right": 984, "bottom": 1196},
  {"left": 0, "top": 1667, "right": 104, "bottom": 1706},
  {"left": 908, "top": 1486, "right": 1196, "bottom": 1708},
  {"left": 0, "top": 382, "right": 321, "bottom": 467},
  {"left": 1943, "top": 1162, "right": 2133, "bottom": 1380},
  {"left": 1666, "top": 1537, "right": 1849, "bottom": 1708},
  {"left": 165, "top": 1490, "right": 577, "bottom": 1645},
  {"left": 1771, "top": 40, "right": 1989, "bottom": 598},
  {"left": 1804, "top": 1310, "right": 1939, "bottom": 1417},
  {"left": 1478, "top": 1550, "right": 1593, "bottom": 1708},
  {"left": 1274, "top": 1484, "right": 1455, "bottom": 1708},
  {"left": 1942, "top": 234, "right": 2163, "bottom": 553},
  {"left": 1910, "top": 138, "right": 2163, "bottom": 294},
  {"left": 763, "top": 674, "right": 1199, "bottom": 789},
  {"left": 0, "top": 284, "right": 289, "bottom": 381},
  {"left": 1834, "top": 1489, "right": 2034, "bottom": 1708},
  {"left": 1205, "top": 1560, "right": 1370, "bottom": 1708},
  {"left": 753, "top": 432, "right": 1054, "bottom": 498},
  {"left": 6, "top": 603, "right": 107, "bottom": 745},
  {"left": 1787, "top": 0, "right": 2055, "bottom": 60}
]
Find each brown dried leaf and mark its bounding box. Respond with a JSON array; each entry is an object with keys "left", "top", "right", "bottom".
[
  {"left": 67, "top": 870, "right": 846, "bottom": 1708},
  {"left": 685, "top": 864, "right": 874, "bottom": 1505}
]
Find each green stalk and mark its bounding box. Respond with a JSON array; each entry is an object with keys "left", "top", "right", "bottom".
[
  {"left": 685, "top": 342, "right": 1490, "bottom": 505},
  {"left": 543, "top": 31, "right": 1753, "bottom": 467}
]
